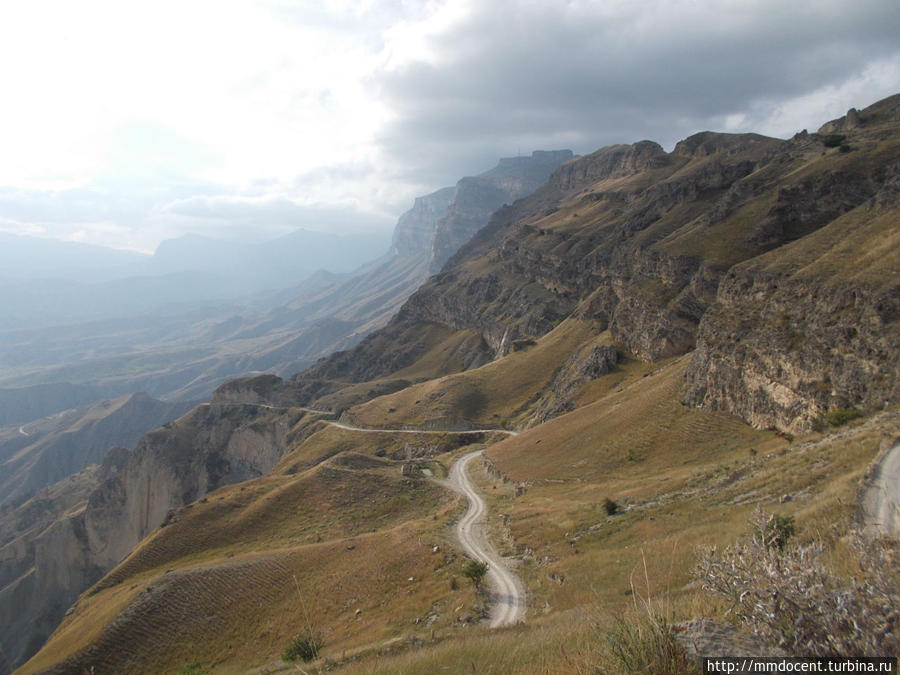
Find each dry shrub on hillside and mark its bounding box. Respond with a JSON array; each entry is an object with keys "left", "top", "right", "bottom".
[
  {"left": 603, "top": 549, "right": 698, "bottom": 674},
  {"left": 695, "top": 508, "right": 900, "bottom": 656},
  {"left": 605, "top": 613, "right": 699, "bottom": 674}
]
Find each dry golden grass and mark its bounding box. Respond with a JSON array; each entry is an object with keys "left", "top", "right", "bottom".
[
  {"left": 476, "top": 358, "right": 898, "bottom": 653},
  {"left": 22, "top": 451, "right": 478, "bottom": 674},
  {"left": 347, "top": 319, "right": 597, "bottom": 429}
]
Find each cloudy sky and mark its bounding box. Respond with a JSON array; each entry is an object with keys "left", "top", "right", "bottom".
[{"left": 0, "top": 0, "right": 897, "bottom": 253}]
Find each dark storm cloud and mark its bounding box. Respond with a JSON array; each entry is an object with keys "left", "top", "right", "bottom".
[{"left": 375, "top": 0, "right": 900, "bottom": 182}]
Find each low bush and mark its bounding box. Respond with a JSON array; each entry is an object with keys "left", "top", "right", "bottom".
[
  {"left": 695, "top": 509, "right": 900, "bottom": 655},
  {"left": 462, "top": 559, "right": 488, "bottom": 590},
  {"left": 605, "top": 613, "right": 698, "bottom": 674},
  {"left": 823, "top": 406, "right": 863, "bottom": 427},
  {"left": 282, "top": 629, "right": 323, "bottom": 663}
]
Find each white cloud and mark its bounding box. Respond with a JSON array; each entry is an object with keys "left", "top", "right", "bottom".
[{"left": 0, "top": 0, "right": 897, "bottom": 251}]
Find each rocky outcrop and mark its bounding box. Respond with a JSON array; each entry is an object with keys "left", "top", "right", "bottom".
[
  {"left": 391, "top": 187, "right": 455, "bottom": 257},
  {"left": 530, "top": 344, "right": 618, "bottom": 424},
  {"left": 0, "top": 448, "right": 127, "bottom": 674},
  {"left": 84, "top": 403, "right": 304, "bottom": 570},
  {"left": 683, "top": 233, "right": 900, "bottom": 433},
  {"left": 683, "top": 97, "right": 900, "bottom": 432},
  {"left": 428, "top": 150, "right": 574, "bottom": 272},
  {"left": 0, "top": 400, "right": 306, "bottom": 671}
]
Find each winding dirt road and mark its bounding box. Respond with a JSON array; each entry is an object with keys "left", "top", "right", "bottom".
[
  {"left": 447, "top": 450, "right": 526, "bottom": 628},
  {"left": 860, "top": 439, "right": 900, "bottom": 538},
  {"left": 327, "top": 421, "right": 517, "bottom": 437},
  {"left": 215, "top": 405, "right": 525, "bottom": 625}
]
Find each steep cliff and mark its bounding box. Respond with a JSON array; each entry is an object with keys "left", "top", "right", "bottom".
[
  {"left": 391, "top": 187, "right": 456, "bottom": 256},
  {"left": 683, "top": 101, "right": 900, "bottom": 430},
  {"left": 428, "top": 150, "right": 574, "bottom": 272},
  {"left": 0, "top": 400, "right": 312, "bottom": 672}
]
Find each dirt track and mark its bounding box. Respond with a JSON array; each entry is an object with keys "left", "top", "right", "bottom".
[{"left": 447, "top": 450, "right": 525, "bottom": 628}]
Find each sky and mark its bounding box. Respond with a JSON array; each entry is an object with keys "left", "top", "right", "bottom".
[{"left": 0, "top": 0, "right": 897, "bottom": 253}]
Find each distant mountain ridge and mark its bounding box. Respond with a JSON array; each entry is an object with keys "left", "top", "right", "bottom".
[
  {"left": 0, "top": 393, "right": 197, "bottom": 506},
  {"left": 0, "top": 150, "right": 575, "bottom": 405}
]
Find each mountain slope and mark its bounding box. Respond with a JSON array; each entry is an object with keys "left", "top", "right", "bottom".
[{"left": 0, "top": 152, "right": 574, "bottom": 412}]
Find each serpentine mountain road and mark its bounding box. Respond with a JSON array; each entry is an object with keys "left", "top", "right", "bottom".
[
  {"left": 326, "top": 421, "right": 517, "bottom": 437},
  {"left": 320, "top": 417, "right": 525, "bottom": 627},
  {"left": 217, "top": 404, "right": 525, "bottom": 625},
  {"left": 447, "top": 450, "right": 526, "bottom": 628}
]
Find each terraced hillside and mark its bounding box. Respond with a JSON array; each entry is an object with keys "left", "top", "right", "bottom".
[{"left": 19, "top": 95, "right": 900, "bottom": 673}]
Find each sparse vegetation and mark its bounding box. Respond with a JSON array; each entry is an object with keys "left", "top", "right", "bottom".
[
  {"left": 176, "top": 661, "right": 206, "bottom": 675},
  {"left": 760, "top": 512, "right": 795, "bottom": 551},
  {"left": 605, "top": 613, "right": 698, "bottom": 674},
  {"left": 823, "top": 406, "right": 863, "bottom": 427},
  {"left": 282, "top": 629, "right": 323, "bottom": 663},
  {"left": 462, "top": 559, "right": 488, "bottom": 590},
  {"left": 695, "top": 509, "right": 900, "bottom": 656}
]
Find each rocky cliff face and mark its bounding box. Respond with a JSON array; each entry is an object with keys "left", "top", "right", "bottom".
[
  {"left": 683, "top": 136, "right": 900, "bottom": 432},
  {"left": 0, "top": 393, "right": 196, "bottom": 507},
  {"left": 428, "top": 150, "right": 574, "bottom": 272},
  {"left": 84, "top": 402, "right": 304, "bottom": 571},
  {"left": 0, "top": 400, "right": 306, "bottom": 672},
  {"left": 391, "top": 187, "right": 456, "bottom": 257},
  {"left": 0, "top": 448, "right": 126, "bottom": 673}
]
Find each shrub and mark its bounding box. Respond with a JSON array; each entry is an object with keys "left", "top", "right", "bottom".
[
  {"left": 605, "top": 614, "right": 699, "bottom": 674},
  {"left": 823, "top": 134, "right": 846, "bottom": 148},
  {"left": 282, "top": 629, "right": 323, "bottom": 663},
  {"left": 823, "top": 406, "right": 863, "bottom": 427},
  {"left": 462, "top": 559, "right": 488, "bottom": 590},
  {"left": 694, "top": 509, "right": 900, "bottom": 656},
  {"left": 751, "top": 511, "right": 795, "bottom": 552},
  {"left": 603, "top": 497, "right": 619, "bottom": 516}
]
